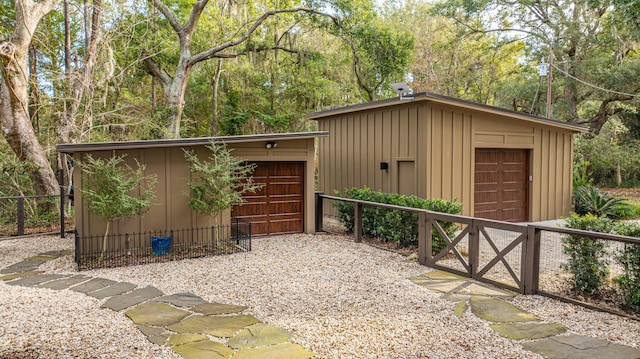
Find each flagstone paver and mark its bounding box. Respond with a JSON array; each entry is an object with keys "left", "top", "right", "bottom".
[
  {"left": 70, "top": 277, "right": 117, "bottom": 293},
  {"left": 456, "top": 282, "right": 515, "bottom": 298},
  {"left": 412, "top": 279, "right": 467, "bottom": 293},
  {"left": 24, "top": 255, "right": 58, "bottom": 262},
  {"left": 154, "top": 292, "right": 208, "bottom": 307},
  {"left": 86, "top": 282, "right": 137, "bottom": 299},
  {"left": 412, "top": 270, "right": 640, "bottom": 359},
  {"left": 126, "top": 302, "right": 191, "bottom": 327},
  {"left": 101, "top": 285, "right": 164, "bottom": 311},
  {"left": 0, "top": 270, "right": 44, "bottom": 281},
  {"left": 148, "top": 334, "right": 170, "bottom": 346},
  {"left": 167, "top": 333, "right": 209, "bottom": 347},
  {"left": 453, "top": 301, "right": 468, "bottom": 317},
  {"left": 38, "top": 275, "right": 90, "bottom": 290},
  {"left": 172, "top": 340, "right": 234, "bottom": 359},
  {"left": 137, "top": 325, "right": 166, "bottom": 337},
  {"left": 231, "top": 342, "right": 314, "bottom": 359},
  {"left": 167, "top": 314, "right": 261, "bottom": 338},
  {"left": 192, "top": 302, "right": 249, "bottom": 315},
  {"left": 522, "top": 334, "right": 640, "bottom": 359},
  {"left": 0, "top": 260, "right": 47, "bottom": 274},
  {"left": 227, "top": 323, "right": 292, "bottom": 350},
  {"left": 469, "top": 295, "right": 537, "bottom": 322},
  {"left": 5, "top": 273, "right": 68, "bottom": 287},
  {"left": 490, "top": 323, "right": 567, "bottom": 340}
]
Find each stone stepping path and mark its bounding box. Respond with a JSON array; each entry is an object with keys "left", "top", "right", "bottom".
[
  {"left": 411, "top": 270, "right": 640, "bottom": 359},
  {"left": 1, "top": 253, "right": 315, "bottom": 359}
]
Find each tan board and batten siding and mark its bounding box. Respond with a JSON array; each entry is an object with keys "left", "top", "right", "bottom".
[
  {"left": 311, "top": 93, "right": 586, "bottom": 222},
  {"left": 58, "top": 133, "right": 322, "bottom": 238}
]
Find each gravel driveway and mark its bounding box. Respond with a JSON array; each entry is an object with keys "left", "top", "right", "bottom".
[{"left": 1, "top": 232, "right": 638, "bottom": 358}]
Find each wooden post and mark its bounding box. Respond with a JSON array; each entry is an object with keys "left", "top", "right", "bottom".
[
  {"left": 468, "top": 220, "right": 479, "bottom": 279},
  {"left": 418, "top": 211, "right": 427, "bottom": 265},
  {"left": 523, "top": 225, "right": 541, "bottom": 294},
  {"left": 315, "top": 192, "right": 324, "bottom": 232},
  {"left": 17, "top": 197, "right": 25, "bottom": 236},
  {"left": 426, "top": 217, "right": 434, "bottom": 265},
  {"left": 354, "top": 202, "right": 363, "bottom": 243}
]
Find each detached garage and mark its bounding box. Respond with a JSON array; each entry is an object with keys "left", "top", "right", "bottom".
[
  {"left": 57, "top": 132, "right": 324, "bottom": 238},
  {"left": 310, "top": 92, "right": 587, "bottom": 222}
]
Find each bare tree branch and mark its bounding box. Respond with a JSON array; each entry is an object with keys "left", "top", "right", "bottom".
[
  {"left": 184, "top": 0, "right": 209, "bottom": 40},
  {"left": 143, "top": 55, "right": 172, "bottom": 86},
  {"left": 148, "top": 0, "right": 183, "bottom": 35},
  {"left": 189, "top": 8, "right": 331, "bottom": 66}
]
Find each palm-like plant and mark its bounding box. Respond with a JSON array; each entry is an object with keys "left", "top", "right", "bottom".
[{"left": 573, "top": 184, "right": 630, "bottom": 219}]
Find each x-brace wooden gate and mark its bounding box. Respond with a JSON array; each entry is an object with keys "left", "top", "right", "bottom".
[{"left": 419, "top": 212, "right": 532, "bottom": 294}]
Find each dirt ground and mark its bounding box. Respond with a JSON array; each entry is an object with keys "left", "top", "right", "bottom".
[{"left": 601, "top": 187, "right": 640, "bottom": 201}]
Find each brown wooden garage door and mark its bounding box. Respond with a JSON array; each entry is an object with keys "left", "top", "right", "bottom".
[
  {"left": 474, "top": 149, "right": 529, "bottom": 222},
  {"left": 232, "top": 161, "right": 304, "bottom": 236}
]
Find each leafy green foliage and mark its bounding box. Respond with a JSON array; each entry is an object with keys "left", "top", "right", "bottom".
[
  {"left": 333, "top": 187, "right": 463, "bottom": 250},
  {"left": 574, "top": 122, "right": 640, "bottom": 187},
  {"left": 80, "top": 154, "right": 157, "bottom": 223},
  {"left": 184, "top": 142, "right": 262, "bottom": 221},
  {"left": 613, "top": 222, "right": 640, "bottom": 309},
  {"left": 562, "top": 214, "right": 614, "bottom": 296},
  {"left": 573, "top": 185, "right": 630, "bottom": 219},
  {"left": 80, "top": 153, "right": 156, "bottom": 256},
  {"left": 572, "top": 160, "right": 592, "bottom": 189}
]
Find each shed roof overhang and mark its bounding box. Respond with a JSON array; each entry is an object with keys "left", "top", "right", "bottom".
[
  {"left": 307, "top": 92, "right": 589, "bottom": 133},
  {"left": 56, "top": 131, "right": 329, "bottom": 154}
]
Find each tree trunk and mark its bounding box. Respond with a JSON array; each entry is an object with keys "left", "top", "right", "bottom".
[
  {"left": 161, "top": 59, "right": 190, "bottom": 138},
  {"left": 211, "top": 59, "right": 222, "bottom": 136},
  {"left": 1, "top": 0, "right": 60, "bottom": 197},
  {"left": 1, "top": 57, "right": 59, "bottom": 196}
]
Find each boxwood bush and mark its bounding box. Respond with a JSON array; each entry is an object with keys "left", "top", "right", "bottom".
[
  {"left": 562, "top": 214, "right": 614, "bottom": 296},
  {"left": 333, "top": 187, "right": 463, "bottom": 251},
  {"left": 614, "top": 222, "right": 640, "bottom": 309}
]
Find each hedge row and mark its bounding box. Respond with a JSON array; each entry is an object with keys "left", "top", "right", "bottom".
[{"left": 333, "top": 187, "right": 463, "bottom": 251}]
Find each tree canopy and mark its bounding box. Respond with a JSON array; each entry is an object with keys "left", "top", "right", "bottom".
[{"left": 1, "top": 0, "right": 640, "bottom": 199}]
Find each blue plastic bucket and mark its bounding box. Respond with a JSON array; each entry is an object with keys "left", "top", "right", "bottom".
[{"left": 151, "top": 236, "right": 172, "bottom": 255}]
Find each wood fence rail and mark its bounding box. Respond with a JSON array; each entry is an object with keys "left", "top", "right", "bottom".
[{"left": 315, "top": 192, "right": 640, "bottom": 309}]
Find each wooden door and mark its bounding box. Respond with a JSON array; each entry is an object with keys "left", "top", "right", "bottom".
[
  {"left": 232, "top": 162, "right": 304, "bottom": 236},
  {"left": 474, "top": 149, "right": 529, "bottom": 222}
]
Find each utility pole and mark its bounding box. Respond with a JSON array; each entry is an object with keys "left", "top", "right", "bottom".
[{"left": 546, "top": 44, "right": 554, "bottom": 119}]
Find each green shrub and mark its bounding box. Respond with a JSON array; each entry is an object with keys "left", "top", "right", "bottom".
[
  {"left": 613, "top": 222, "right": 640, "bottom": 309},
  {"left": 620, "top": 200, "right": 640, "bottom": 220},
  {"left": 333, "top": 187, "right": 463, "bottom": 250},
  {"left": 573, "top": 184, "right": 630, "bottom": 219},
  {"left": 562, "top": 214, "right": 614, "bottom": 296}
]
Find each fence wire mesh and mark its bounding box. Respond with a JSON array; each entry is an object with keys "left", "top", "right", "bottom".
[
  {"left": 75, "top": 223, "right": 251, "bottom": 270},
  {"left": 477, "top": 226, "right": 525, "bottom": 290},
  {"left": 537, "top": 228, "right": 639, "bottom": 319}
]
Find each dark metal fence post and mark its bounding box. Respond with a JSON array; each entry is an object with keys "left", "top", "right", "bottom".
[
  {"left": 523, "top": 225, "right": 541, "bottom": 294},
  {"left": 315, "top": 191, "right": 324, "bottom": 232},
  {"left": 59, "top": 169, "right": 65, "bottom": 238},
  {"left": 418, "top": 211, "right": 427, "bottom": 265},
  {"left": 17, "top": 197, "right": 25, "bottom": 236},
  {"left": 354, "top": 202, "right": 363, "bottom": 243}
]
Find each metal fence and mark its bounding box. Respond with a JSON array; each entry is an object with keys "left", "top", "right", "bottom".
[
  {"left": 316, "top": 193, "right": 640, "bottom": 319},
  {"left": 75, "top": 221, "right": 251, "bottom": 270},
  {"left": 0, "top": 170, "right": 72, "bottom": 238}
]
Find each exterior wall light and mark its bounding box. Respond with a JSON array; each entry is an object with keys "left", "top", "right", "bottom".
[
  {"left": 380, "top": 162, "right": 389, "bottom": 170},
  {"left": 266, "top": 141, "right": 278, "bottom": 149}
]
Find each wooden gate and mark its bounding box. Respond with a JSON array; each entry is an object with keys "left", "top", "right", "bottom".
[{"left": 422, "top": 212, "right": 530, "bottom": 293}]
